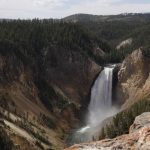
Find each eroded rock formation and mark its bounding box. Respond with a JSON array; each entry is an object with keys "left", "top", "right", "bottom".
[
  {"left": 115, "top": 48, "right": 150, "bottom": 108},
  {"left": 0, "top": 45, "right": 101, "bottom": 149}
]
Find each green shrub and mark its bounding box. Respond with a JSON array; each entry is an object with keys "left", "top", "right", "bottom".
[
  {"left": 0, "top": 129, "right": 15, "bottom": 150},
  {"left": 34, "top": 132, "right": 51, "bottom": 146},
  {"left": 39, "top": 114, "right": 56, "bottom": 129},
  {"left": 100, "top": 99, "right": 150, "bottom": 139},
  {"left": 35, "top": 141, "right": 44, "bottom": 150},
  {"left": 16, "top": 119, "right": 51, "bottom": 145}
]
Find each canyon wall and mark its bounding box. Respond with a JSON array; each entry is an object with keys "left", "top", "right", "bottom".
[
  {"left": 115, "top": 48, "right": 150, "bottom": 109},
  {"left": 0, "top": 45, "right": 101, "bottom": 149}
]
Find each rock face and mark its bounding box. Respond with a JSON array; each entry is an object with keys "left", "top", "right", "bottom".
[
  {"left": 0, "top": 43, "right": 101, "bottom": 149},
  {"left": 115, "top": 48, "right": 150, "bottom": 108},
  {"left": 116, "top": 38, "right": 132, "bottom": 50},
  {"left": 43, "top": 46, "right": 101, "bottom": 105},
  {"left": 65, "top": 112, "right": 150, "bottom": 150}
]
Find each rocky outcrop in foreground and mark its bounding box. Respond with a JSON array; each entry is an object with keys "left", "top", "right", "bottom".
[{"left": 65, "top": 112, "right": 150, "bottom": 150}]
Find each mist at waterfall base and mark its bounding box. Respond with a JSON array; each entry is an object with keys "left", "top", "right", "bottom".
[{"left": 68, "top": 66, "right": 119, "bottom": 144}]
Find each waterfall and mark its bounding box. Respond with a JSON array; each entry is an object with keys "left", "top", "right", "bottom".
[
  {"left": 88, "top": 67, "right": 114, "bottom": 127},
  {"left": 67, "top": 65, "right": 118, "bottom": 145}
]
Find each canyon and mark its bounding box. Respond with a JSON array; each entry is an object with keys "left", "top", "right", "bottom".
[
  {"left": 66, "top": 48, "right": 150, "bottom": 149},
  {"left": 0, "top": 13, "right": 150, "bottom": 150}
]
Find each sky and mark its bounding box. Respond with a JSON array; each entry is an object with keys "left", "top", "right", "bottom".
[{"left": 0, "top": 0, "right": 150, "bottom": 19}]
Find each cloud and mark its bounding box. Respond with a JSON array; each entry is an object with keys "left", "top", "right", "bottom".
[
  {"left": 33, "top": 0, "right": 68, "bottom": 8},
  {"left": 0, "top": 0, "right": 150, "bottom": 18},
  {"left": 62, "top": 0, "right": 150, "bottom": 17}
]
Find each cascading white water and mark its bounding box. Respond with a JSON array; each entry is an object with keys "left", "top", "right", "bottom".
[
  {"left": 68, "top": 65, "right": 118, "bottom": 145},
  {"left": 87, "top": 67, "right": 114, "bottom": 127},
  {"left": 77, "top": 66, "right": 117, "bottom": 134}
]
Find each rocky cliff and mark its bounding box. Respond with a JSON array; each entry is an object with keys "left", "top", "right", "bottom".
[
  {"left": 115, "top": 48, "right": 150, "bottom": 108},
  {"left": 0, "top": 41, "right": 101, "bottom": 149},
  {"left": 65, "top": 112, "right": 150, "bottom": 150}
]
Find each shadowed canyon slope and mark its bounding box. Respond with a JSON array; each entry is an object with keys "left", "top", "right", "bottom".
[
  {"left": 0, "top": 45, "right": 101, "bottom": 149},
  {"left": 0, "top": 21, "right": 102, "bottom": 149}
]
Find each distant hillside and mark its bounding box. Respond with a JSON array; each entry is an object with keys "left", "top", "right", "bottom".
[
  {"left": 63, "top": 13, "right": 150, "bottom": 22},
  {"left": 63, "top": 13, "right": 150, "bottom": 55},
  {"left": 63, "top": 14, "right": 107, "bottom": 22}
]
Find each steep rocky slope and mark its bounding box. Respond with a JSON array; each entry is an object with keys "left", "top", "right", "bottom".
[
  {"left": 65, "top": 112, "right": 150, "bottom": 150},
  {"left": 115, "top": 48, "right": 150, "bottom": 108},
  {"left": 0, "top": 51, "right": 100, "bottom": 149},
  {"left": 0, "top": 25, "right": 101, "bottom": 149}
]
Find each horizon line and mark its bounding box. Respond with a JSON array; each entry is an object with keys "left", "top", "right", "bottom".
[{"left": 0, "top": 12, "right": 150, "bottom": 20}]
